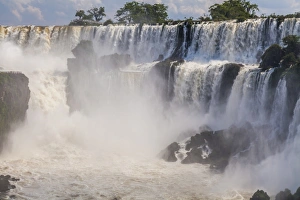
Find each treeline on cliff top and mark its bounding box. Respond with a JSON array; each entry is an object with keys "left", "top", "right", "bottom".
[{"left": 69, "top": 0, "right": 300, "bottom": 26}]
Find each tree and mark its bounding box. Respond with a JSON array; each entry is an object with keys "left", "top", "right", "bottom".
[
  {"left": 209, "top": 0, "right": 259, "bottom": 21},
  {"left": 87, "top": 7, "right": 106, "bottom": 22},
  {"left": 282, "top": 35, "right": 300, "bottom": 56},
  {"left": 75, "top": 10, "right": 85, "bottom": 20},
  {"left": 103, "top": 19, "right": 114, "bottom": 26},
  {"left": 115, "top": 1, "right": 168, "bottom": 24}
]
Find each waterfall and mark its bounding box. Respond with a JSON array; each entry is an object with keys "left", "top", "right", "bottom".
[
  {"left": 288, "top": 97, "right": 300, "bottom": 140},
  {"left": 270, "top": 79, "right": 288, "bottom": 140},
  {"left": 1, "top": 17, "right": 300, "bottom": 199},
  {"left": 1, "top": 18, "right": 300, "bottom": 63}
]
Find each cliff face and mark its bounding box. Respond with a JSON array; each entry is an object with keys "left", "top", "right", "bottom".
[{"left": 0, "top": 72, "right": 30, "bottom": 152}]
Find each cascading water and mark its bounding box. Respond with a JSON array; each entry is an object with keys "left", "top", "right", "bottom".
[{"left": 0, "top": 18, "right": 300, "bottom": 199}]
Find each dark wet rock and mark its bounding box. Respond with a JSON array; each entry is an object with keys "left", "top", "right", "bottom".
[
  {"left": 0, "top": 72, "right": 30, "bottom": 152},
  {"left": 259, "top": 44, "right": 284, "bottom": 70},
  {"left": 71, "top": 40, "right": 96, "bottom": 61},
  {"left": 159, "top": 142, "right": 180, "bottom": 162},
  {"left": 0, "top": 175, "right": 18, "bottom": 193},
  {"left": 183, "top": 123, "right": 255, "bottom": 171},
  {"left": 250, "top": 190, "right": 270, "bottom": 200},
  {"left": 147, "top": 58, "right": 184, "bottom": 102},
  {"left": 160, "top": 122, "right": 257, "bottom": 172},
  {"left": 212, "top": 63, "right": 241, "bottom": 114},
  {"left": 169, "top": 25, "right": 193, "bottom": 60}
]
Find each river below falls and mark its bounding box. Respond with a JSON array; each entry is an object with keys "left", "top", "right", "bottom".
[{"left": 0, "top": 140, "right": 253, "bottom": 200}]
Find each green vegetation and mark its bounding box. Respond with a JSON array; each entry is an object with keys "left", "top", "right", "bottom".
[
  {"left": 69, "top": 1, "right": 300, "bottom": 26},
  {"left": 250, "top": 190, "right": 270, "bottom": 200},
  {"left": 209, "top": 0, "right": 259, "bottom": 21},
  {"left": 103, "top": 19, "right": 114, "bottom": 26},
  {"left": 115, "top": 1, "right": 168, "bottom": 24},
  {"left": 70, "top": 6, "right": 106, "bottom": 26},
  {"left": 260, "top": 35, "right": 300, "bottom": 70},
  {"left": 260, "top": 44, "right": 284, "bottom": 70}
]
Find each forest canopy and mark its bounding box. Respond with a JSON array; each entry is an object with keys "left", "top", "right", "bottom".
[
  {"left": 69, "top": 0, "right": 300, "bottom": 26},
  {"left": 209, "top": 0, "right": 259, "bottom": 21},
  {"left": 115, "top": 1, "right": 168, "bottom": 24}
]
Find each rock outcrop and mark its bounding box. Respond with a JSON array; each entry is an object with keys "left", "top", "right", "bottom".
[
  {"left": 0, "top": 175, "right": 19, "bottom": 193},
  {"left": 0, "top": 72, "right": 30, "bottom": 152},
  {"left": 159, "top": 122, "right": 258, "bottom": 171},
  {"left": 147, "top": 58, "right": 184, "bottom": 102}
]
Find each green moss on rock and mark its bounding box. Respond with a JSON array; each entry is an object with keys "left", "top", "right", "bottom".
[{"left": 259, "top": 44, "right": 284, "bottom": 70}]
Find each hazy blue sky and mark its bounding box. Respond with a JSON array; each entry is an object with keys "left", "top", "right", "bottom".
[{"left": 0, "top": 0, "right": 299, "bottom": 25}]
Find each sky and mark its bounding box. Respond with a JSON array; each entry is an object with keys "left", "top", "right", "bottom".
[{"left": 0, "top": 0, "right": 299, "bottom": 26}]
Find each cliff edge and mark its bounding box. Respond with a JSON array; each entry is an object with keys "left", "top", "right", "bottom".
[{"left": 0, "top": 72, "right": 30, "bottom": 152}]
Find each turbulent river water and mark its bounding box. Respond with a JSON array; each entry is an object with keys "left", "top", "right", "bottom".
[{"left": 0, "top": 18, "right": 300, "bottom": 199}]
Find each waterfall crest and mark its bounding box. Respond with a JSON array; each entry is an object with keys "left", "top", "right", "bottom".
[{"left": 1, "top": 18, "right": 300, "bottom": 63}]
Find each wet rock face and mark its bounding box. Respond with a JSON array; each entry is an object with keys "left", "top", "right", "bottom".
[
  {"left": 0, "top": 72, "right": 30, "bottom": 152},
  {"left": 159, "top": 142, "right": 180, "bottom": 162},
  {"left": 0, "top": 175, "right": 19, "bottom": 193},
  {"left": 148, "top": 58, "right": 185, "bottom": 102},
  {"left": 159, "top": 123, "right": 257, "bottom": 172}
]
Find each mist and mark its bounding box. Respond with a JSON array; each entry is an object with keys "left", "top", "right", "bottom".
[
  {"left": 0, "top": 41, "right": 202, "bottom": 159},
  {"left": 0, "top": 21, "right": 300, "bottom": 199}
]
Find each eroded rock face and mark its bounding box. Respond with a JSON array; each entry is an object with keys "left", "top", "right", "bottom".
[
  {"left": 159, "top": 122, "right": 258, "bottom": 172},
  {"left": 159, "top": 142, "right": 180, "bottom": 162},
  {"left": 0, "top": 72, "right": 30, "bottom": 152}
]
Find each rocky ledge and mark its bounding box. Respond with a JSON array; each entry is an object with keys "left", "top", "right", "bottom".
[
  {"left": 0, "top": 72, "right": 30, "bottom": 152},
  {"left": 159, "top": 122, "right": 272, "bottom": 172}
]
